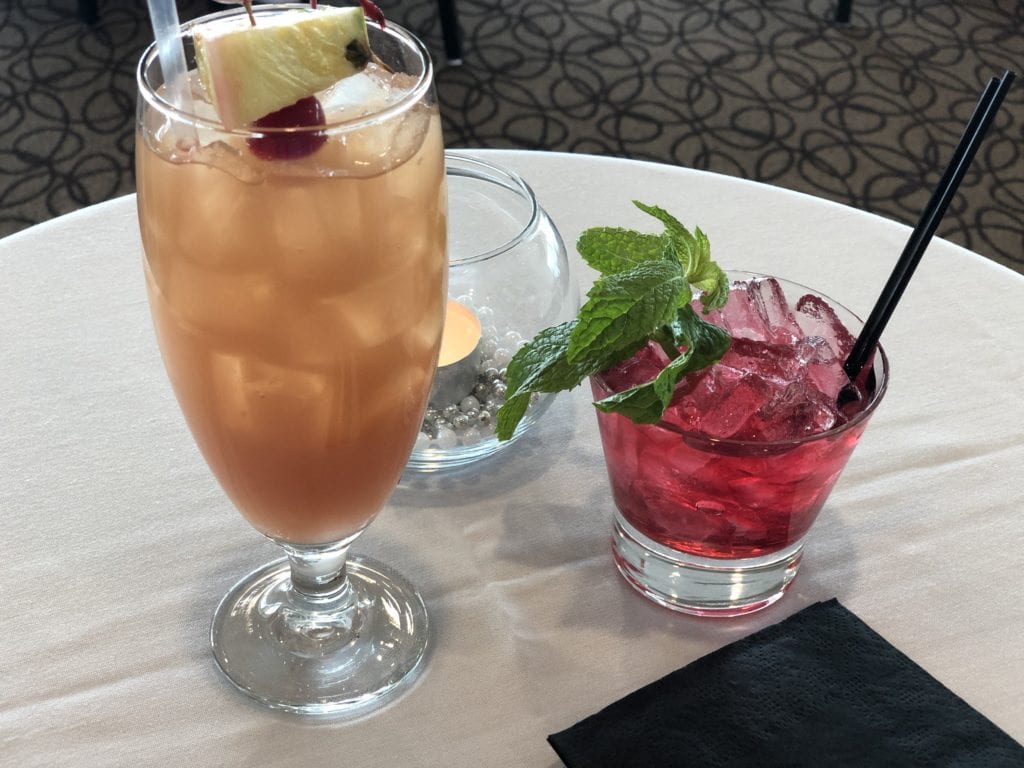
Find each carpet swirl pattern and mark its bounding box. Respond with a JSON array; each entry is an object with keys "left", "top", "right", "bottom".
[{"left": 1, "top": 0, "right": 1021, "bottom": 272}]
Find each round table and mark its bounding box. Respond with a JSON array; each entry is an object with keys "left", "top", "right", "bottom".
[{"left": 2, "top": 151, "right": 1022, "bottom": 764}]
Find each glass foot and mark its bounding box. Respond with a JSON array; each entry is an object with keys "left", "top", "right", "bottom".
[
  {"left": 612, "top": 511, "right": 803, "bottom": 617},
  {"left": 211, "top": 555, "right": 428, "bottom": 716}
]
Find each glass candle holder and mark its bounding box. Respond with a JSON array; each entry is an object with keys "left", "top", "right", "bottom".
[{"left": 406, "top": 153, "right": 579, "bottom": 472}]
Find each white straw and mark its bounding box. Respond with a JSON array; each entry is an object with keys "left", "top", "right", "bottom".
[{"left": 145, "top": 0, "right": 197, "bottom": 140}]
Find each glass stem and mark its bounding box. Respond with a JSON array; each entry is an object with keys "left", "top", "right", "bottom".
[{"left": 280, "top": 533, "right": 362, "bottom": 609}]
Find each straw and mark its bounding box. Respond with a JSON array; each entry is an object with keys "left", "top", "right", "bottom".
[
  {"left": 146, "top": 0, "right": 196, "bottom": 138},
  {"left": 842, "top": 69, "right": 1016, "bottom": 382}
]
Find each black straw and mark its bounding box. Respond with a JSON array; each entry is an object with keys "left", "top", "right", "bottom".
[{"left": 843, "top": 69, "right": 1016, "bottom": 381}]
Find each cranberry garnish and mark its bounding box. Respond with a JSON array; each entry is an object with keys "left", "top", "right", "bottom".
[{"left": 246, "top": 96, "right": 327, "bottom": 161}]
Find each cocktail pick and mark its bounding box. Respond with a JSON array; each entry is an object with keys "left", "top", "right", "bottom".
[{"left": 837, "top": 69, "right": 1016, "bottom": 408}]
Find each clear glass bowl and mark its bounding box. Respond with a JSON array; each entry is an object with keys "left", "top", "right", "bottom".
[{"left": 405, "top": 153, "right": 579, "bottom": 472}]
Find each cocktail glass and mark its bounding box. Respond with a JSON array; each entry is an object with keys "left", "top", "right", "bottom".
[
  {"left": 592, "top": 273, "right": 889, "bottom": 617},
  {"left": 135, "top": 6, "right": 446, "bottom": 714}
]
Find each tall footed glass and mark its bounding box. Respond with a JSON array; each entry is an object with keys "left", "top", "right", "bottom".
[{"left": 135, "top": 6, "right": 446, "bottom": 714}]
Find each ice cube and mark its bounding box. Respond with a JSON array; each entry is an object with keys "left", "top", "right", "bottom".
[
  {"left": 206, "top": 351, "right": 252, "bottom": 436},
  {"left": 386, "top": 111, "right": 443, "bottom": 203},
  {"left": 692, "top": 368, "right": 773, "bottom": 439},
  {"left": 163, "top": 259, "right": 278, "bottom": 344},
  {"left": 664, "top": 361, "right": 765, "bottom": 439},
  {"left": 269, "top": 185, "right": 353, "bottom": 287},
  {"left": 795, "top": 293, "right": 857, "bottom": 360},
  {"left": 168, "top": 171, "right": 268, "bottom": 271},
  {"left": 315, "top": 67, "right": 431, "bottom": 178},
  {"left": 356, "top": 355, "right": 433, "bottom": 434},
  {"left": 598, "top": 343, "right": 669, "bottom": 397},
  {"left": 751, "top": 381, "right": 840, "bottom": 442},
  {"left": 317, "top": 65, "right": 404, "bottom": 119},
  {"left": 338, "top": 105, "right": 431, "bottom": 177},
  {"left": 208, "top": 351, "right": 331, "bottom": 443},
  {"left": 747, "top": 277, "right": 802, "bottom": 344},
  {"left": 712, "top": 277, "right": 801, "bottom": 345},
  {"left": 723, "top": 337, "right": 802, "bottom": 384},
  {"left": 188, "top": 139, "right": 265, "bottom": 185},
  {"left": 317, "top": 266, "right": 409, "bottom": 350},
  {"left": 796, "top": 334, "right": 837, "bottom": 365},
  {"left": 796, "top": 335, "right": 851, "bottom": 401}
]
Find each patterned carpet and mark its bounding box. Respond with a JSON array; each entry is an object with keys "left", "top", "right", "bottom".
[{"left": 1, "top": 0, "right": 1021, "bottom": 271}]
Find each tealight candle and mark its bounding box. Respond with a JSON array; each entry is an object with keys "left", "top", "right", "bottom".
[{"left": 429, "top": 299, "right": 482, "bottom": 408}]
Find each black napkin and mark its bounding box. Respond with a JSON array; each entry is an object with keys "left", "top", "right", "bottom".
[{"left": 548, "top": 599, "right": 1024, "bottom": 767}]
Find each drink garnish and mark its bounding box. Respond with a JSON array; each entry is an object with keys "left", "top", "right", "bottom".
[
  {"left": 495, "top": 202, "right": 731, "bottom": 440},
  {"left": 246, "top": 95, "right": 327, "bottom": 160},
  {"left": 193, "top": 5, "right": 371, "bottom": 130}
]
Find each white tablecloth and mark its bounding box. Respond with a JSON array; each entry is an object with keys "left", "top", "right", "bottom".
[{"left": 2, "top": 150, "right": 1022, "bottom": 766}]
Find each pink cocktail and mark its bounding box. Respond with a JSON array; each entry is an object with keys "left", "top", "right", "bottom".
[{"left": 593, "top": 273, "right": 888, "bottom": 616}]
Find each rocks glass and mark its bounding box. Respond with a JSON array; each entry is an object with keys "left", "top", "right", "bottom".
[
  {"left": 136, "top": 6, "right": 445, "bottom": 714},
  {"left": 592, "top": 274, "right": 889, "bottom": 617}
]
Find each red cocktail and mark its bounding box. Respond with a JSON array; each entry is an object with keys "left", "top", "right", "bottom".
[{"left": 593, "top": 273, "right": 888, "bottom": 616}]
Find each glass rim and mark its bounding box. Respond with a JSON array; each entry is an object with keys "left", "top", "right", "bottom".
[
  {"left": 444, "top": 151, "right": 541, "bottom": 266},
  {"left": 136, "top": 3, "right": 434, "bottom": 137},
  {"left": 591, "top": 270, "right": 890, "bottom": 450}
]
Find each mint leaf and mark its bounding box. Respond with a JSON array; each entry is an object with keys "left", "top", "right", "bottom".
[
  {"left": 495, "top": 392, "right": 530, "bottom": 441},
  {"left": 633, "top": 200, "right": 688, "bottom": 237},
  {"left": 668, "top": 304, "right": 731, "bottom": 359},
  {"left": 577, "top": 228, "right": 667, "bottom": 274},
  {"left": 633, "top": 201, "right": 697, "bottom": 265},
  {"left": 590, "top": 376, "right": 664, "bottom": 423},
  {"left": 634, "top": 202, "right": 728, "bottom": 311},
  {"left": 496, "top": 320, "right": 591, "bottom": 441},
  {"left": 593, "top": 347, "right": 711, "bottom": 423},
  {"left": 689, "top": 228, "right": 730, "bottom": 310},
  {"left": 505, "top": 320, "right": 585, "bottom": 395},
  {"left": 566, "top": 259, "right": 688, "bottom": 367},
  {"left": 494, "top": 201, "right": 732, "bottom": 440},
  {"left": 595, "top": 308, "right": 731, "bottom": 423}
]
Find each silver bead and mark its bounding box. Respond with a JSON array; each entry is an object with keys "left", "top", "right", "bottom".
[
  {"left": 473, "top": 383, "right": 489, "bottom": 399},
  {"left": 435, "top": 427, "right": 458, "bottom": 450},
  {"left": 491, "top": 347, "right": 513, "bottom": 368},
  {"left": 490, "top": 381, "right": 507, "bottom": 398},
  {"left": 479, "top": 338, "right": 498, "bottom": 358},
  {"left": 483, "top": 367, "right": 500, "bottom": 384},
  {"left": 477, "top": 410, "right": 492, "bottom": 426},
  {"left": 443, "top": 404, "right": 460, "bottom": 420},
  {"left": 452, "top": 413, "right": 470, "bottom": 430},
  {"left": 459, "top": 395, "right": 480, "bottom": 413}
]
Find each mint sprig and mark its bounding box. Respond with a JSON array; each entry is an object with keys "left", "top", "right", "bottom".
[{"left": 495, "top": 201, "right": 732, "bottom": 440}]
